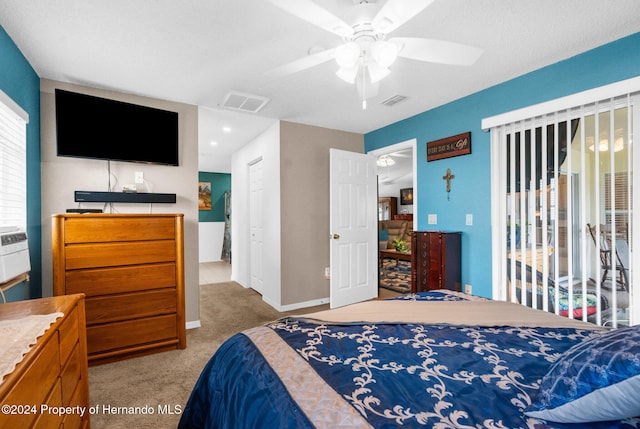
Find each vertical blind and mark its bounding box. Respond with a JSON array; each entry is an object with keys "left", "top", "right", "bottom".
[
  {"left": 485, "top": 80, "right": 639, "bottom": 328},
  {"left": 0, "top": 93, "right": 28, "bottom": 230}
]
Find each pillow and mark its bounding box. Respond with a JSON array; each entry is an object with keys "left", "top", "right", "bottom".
[
  {"left": 379, "top": 229, "right": 389, "bottom": 250},
  {"left": 525, "top": 325, "right": 640, "bottom": 423},
  {"left": 378, "top": 229, "right": 389, "bottom": 241}
]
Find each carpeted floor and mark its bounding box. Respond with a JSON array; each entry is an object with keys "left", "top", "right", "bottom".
[
  {"left": 88, "top": 282, "right": 329, "bottom": 428},
  {"left": 379, "top": 258, "right": 411, "bottom": 294},
  {"left": 87, "top": 281, "right": 403, "bottom": 428}
]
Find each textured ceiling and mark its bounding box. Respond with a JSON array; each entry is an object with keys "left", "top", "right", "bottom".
[{"left": 1, "top": 0, "right": 639, "bottom": 172}]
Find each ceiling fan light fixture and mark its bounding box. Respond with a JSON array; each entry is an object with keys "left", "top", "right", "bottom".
[
  {"left": 267, "top": 0, "right": 480, "bottom": 109},
  {"left": 377, "top": 155, "right": 396, "bottom": 167},
  {"left": 336, "top": 66, "right": 358, "bottom": 83},
  {"left": 370, "top": 40, "right": 398, "bottom": 68},
  {"left": 367, "top": 61, "right": 391, "bottom": 83},
  {"left": 334, "top": 42, "right": 361, "bottom": 69},
  {"left": 587, "top": 130, "right": 626, "bottom": 152},
  {"left": 590, "top": 138, "right": 625, "bottom": 152}
]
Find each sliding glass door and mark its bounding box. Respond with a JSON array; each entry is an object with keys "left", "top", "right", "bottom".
[{"left": 489, "top": 89, "right": 639, "bottom": 328}]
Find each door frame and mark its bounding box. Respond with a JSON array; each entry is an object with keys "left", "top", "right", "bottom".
[{"left": 248, "top": 157, "right": 265, "bottom": 296}]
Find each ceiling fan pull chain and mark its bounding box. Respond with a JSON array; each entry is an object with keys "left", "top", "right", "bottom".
[{"left": 361, "top": 62, "right": 367, "bottom": 110}]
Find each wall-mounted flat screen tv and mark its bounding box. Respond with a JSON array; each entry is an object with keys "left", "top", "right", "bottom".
[{"left": 55, "top": 89, "right": 179, "bottom": 166}]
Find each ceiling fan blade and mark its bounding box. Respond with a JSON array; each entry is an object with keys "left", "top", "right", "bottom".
[
  {"left": 265, "top": 48, "right": 335, "bottom": 78},
  {"left": 390, "top": 151, "right": 411, "bottom": 158},
  {"left": 390, "top": 37, "right": 483, "bottom": 66},
  {"left": 372, "top": 0, "right": 434, "bottom": 34},
  {"left": 267, "top": 0, "right": 353, "bottom": 37}
]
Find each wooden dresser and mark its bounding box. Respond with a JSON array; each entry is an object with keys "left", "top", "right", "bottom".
[
  {"left": 52, "top": 213, "right": 186, "bottom": 365},
  {"left": 411, "top": 231, "right": 462, "bottom": 293},
  {"left": 0, "top": 294, "right": 90, "bottom": 429}
]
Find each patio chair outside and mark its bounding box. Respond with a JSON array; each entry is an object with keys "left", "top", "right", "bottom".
[{"left": 506, "top": 258, "right": 609, "bottom": 321}]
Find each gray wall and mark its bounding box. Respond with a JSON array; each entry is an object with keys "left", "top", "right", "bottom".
[
  {"left": 231, "top": 120, "right": 363, "bottom": 310},
  {"left": 279, "top": 121, "right": 363, "bottom": 306},
  {"left": 40, "top": 79, "right": 200, "bottom": 326}
]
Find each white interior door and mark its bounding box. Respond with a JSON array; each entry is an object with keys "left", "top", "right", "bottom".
[
  {"left": 330, "top": 148, "right": 378, "bottom": 308},
  {"left": 249, "top": 159, "right": 264, "bottom": 295}
]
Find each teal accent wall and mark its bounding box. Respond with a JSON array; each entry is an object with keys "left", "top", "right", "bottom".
[
  {"left": 365, "top": 32, "right": 640, "bottom": 299},
  {"left": 198, "top": 172, "right": 231, "bottom": 222},
  {"left": 0, "top": 25, "right": 41, "bottom": 301}
]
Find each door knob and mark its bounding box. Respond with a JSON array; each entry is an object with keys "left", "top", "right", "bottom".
[{"left": 332, "top": 234, "right": 340, "bottom": 239}]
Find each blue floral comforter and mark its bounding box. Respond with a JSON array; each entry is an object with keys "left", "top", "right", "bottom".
[{"left": 179, "top": 291, "right": 639, "bottom": 429}]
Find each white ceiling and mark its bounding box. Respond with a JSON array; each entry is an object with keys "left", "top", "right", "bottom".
[
  {"left": 377, "top": 147, "right": 413, "bottom": 190},
  {"left": 1, "top": 0, "right": 639, "bottom": 173}
]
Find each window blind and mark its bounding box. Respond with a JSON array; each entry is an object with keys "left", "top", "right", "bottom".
[
  {"left": 0, "top": 95, "right": 28, "bottom": 230},
  {"left": 604, "top": 172, "right": 630, "bottom": 226},
  {"left": 487, "top": 85, "right": 639, "bottom": 328}
]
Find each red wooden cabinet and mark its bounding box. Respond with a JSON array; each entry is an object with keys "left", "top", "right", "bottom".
[{"left": 411, "top": 231, "right": 461, "bottom": 293}]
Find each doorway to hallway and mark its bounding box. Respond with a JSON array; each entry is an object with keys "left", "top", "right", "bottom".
[
  {"left": 199, "top": 261, "right": 231, "bottom": 285},
  {"left": 369, "top": 139, "right": 417, "bottom": 296}
]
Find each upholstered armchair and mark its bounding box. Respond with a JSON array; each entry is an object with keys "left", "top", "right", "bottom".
[{"left": 379, "top": 220, "right": 413, "bottom": 251}]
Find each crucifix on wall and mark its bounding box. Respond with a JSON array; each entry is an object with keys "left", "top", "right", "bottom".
[{"left": 443, "top": 168, "right": 455, "bottom": 200}]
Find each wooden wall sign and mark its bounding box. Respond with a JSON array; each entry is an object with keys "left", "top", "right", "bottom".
[{"left": 427, "top": 132, "right": 471, "bottom": 161}]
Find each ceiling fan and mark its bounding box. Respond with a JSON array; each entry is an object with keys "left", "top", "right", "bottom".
[
  {"left": 377, "top": 148, "right": 411, "bottom": 165},
  {"left": 387, "top": 148, "right": 411, "bottom": 158},
  {"left": 266, "top": 0, "right": 483, "bottom": 108}
]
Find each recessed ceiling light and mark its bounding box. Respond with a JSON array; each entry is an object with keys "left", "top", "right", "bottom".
[
  {"left": 222, "top": 126, "right": 231, "bottom": 133},
  {"left": 210, "top": 140, "right": 218, "bottom": 146}
]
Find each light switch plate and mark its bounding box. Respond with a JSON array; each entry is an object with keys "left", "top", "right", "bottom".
[{"left": 466, "top": 214, "right": 473, "bottom": 226}]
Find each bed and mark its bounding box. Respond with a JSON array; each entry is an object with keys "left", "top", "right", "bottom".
[{"left": 179, "top": 290, "right": 640, "bottom": 429}]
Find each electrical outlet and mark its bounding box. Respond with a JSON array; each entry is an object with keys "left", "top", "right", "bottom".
[
  {"left": 428, "top": 214, "right": 437, "bottom": 224},
  {"left": 464, "top": 284, "right": 472, "bottom": 295},
  {"left": 324, "top": 267, "right": 331, "bottom": 279},
  {"left": 135, "top": 171, "right": 144, "bottom": 184}
]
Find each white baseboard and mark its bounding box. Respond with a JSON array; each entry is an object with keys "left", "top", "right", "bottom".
[
  {"left": 274, "top": 297, "right": 330, "bottom": 312},
  {"left": 186, "top": 320, "right": 201, "bottom": 330}
]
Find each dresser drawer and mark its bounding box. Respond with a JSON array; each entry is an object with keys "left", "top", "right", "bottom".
[
  {"left": 0, "top": 296, "right": 90, "bottom": 429},
  {"left": 65, "top": 240, "right": 176, "bottom": 270},
  {"left": 62, "top": 378, "right": 87, "bottom": 429},
  {"left": 32, "top": 379, "right": 63, "bottom": 429},
  {"left": 60, "top": 343, "right": 81, "bottom": 406},
  {"left": 63, "top": 216, "right": 176, "bottom": 243},
  {"left": 58, "top": 306, "right": 79, "bottom": 365},
  {"left": 2, "top": 337, "right": 60, "bottom": 428},
  {"left": 85, "top": 289, "right": 177, "bottom": 325},
  {"left": 52, "top": 214, "right": 185, "bottom": 365},
  {"left": 87, "top": 314, "right": 178, "bottom": 355},
  {"left": 65, "top": 263, "right": 176, "bottom": 296}
]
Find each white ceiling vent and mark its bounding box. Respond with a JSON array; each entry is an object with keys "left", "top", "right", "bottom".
[
  {"left": 381, "top": 95, "right": 408, "bottom": 107},
  {"left": 221, "top": 91, "right": 270, "bottom": 113}
]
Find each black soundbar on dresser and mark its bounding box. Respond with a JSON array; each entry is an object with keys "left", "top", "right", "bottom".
[{"left": 74, "top": 191, "right": 177, "bottom": 204}]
